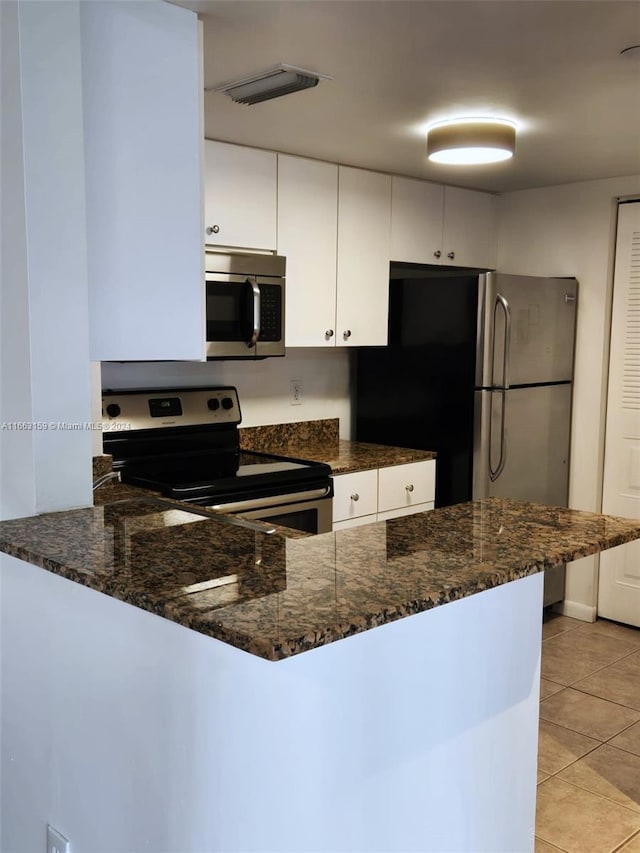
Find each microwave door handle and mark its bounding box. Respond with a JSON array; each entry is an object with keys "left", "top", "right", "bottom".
[{"left": 246, "top": 277, "right": 261, "bottom": 348}]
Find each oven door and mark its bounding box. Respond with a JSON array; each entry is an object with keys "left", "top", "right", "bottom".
[
  {"left": 205, "top": 273, "right": 284, "bottom": 359},
  {"left": 210, "top": 487, "right": 333, "bottom": 535}
]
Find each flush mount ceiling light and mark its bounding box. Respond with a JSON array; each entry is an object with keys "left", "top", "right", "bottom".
[
  {"left": 426, "top": 119, "right": 517, "bottom": 165},
  {"left": 210, "top": 63, "right": 333, "bottom": 106}
]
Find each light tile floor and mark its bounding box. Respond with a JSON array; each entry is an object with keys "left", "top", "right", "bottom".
[{"left": 536, "top": 614, "right": 640, "bottom": 852}]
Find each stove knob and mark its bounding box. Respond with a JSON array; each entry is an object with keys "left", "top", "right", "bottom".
[
  {"left": 207, "top": 398, "right": 220, "bottom": 411},
  {"left": 221, "top": 397, "right": 234, "bottom": 410},
  {"left": 106, "top": 403, "right": 121, "bottom": 418}
]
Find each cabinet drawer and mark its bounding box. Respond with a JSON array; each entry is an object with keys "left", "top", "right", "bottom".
[
  {"left": 377, "top": 460, "right": 435, "bottom": 513},
  {"left": 377, "top": 501, "right": 434, "bottom": 522},
  {"left": 333, "top": 514, "right": 377, "bottom": 531},
  {"left": 332, "top": 470, "right": 378, "bottom": 523}
]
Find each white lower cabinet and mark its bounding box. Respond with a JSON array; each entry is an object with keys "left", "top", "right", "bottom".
[
  {"left": 333, "top": 469, "right": 378, "bottom": 529},
  {"left": 332, "top": 460, "right": 435, "bottom": 530},
  {"left": 377, "top": 460, "right": 436, "bottom": 520}
]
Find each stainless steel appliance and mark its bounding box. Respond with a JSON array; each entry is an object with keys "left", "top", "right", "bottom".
[
  {"left": 356, "top": 269, "right": 578, "bottom": 605},
  {"left": 205, "top": 250, "right": 286, "bottom": 359},
  {"left": 102, "top": 386, "right": 333, "bottom": 534}
]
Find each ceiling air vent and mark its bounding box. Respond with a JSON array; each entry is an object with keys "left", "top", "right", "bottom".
[{"left": 210, "top": 64, "right": 332, "bottom": 106}]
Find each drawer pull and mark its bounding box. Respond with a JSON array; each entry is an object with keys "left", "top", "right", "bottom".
[
  {"left": 406, "top": 484, "right": 414, "bottom": 493},
  {"left": 350, "top": 493, "right": 360, "bottom": 502}
]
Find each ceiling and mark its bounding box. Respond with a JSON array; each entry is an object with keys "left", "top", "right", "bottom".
[{"left": 175, "top": 0, "right": 640, "bottom": 193}]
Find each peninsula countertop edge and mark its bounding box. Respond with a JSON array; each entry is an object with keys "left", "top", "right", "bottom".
[{"left": 1, "top": 497, "right": 639, "bottom": 661}]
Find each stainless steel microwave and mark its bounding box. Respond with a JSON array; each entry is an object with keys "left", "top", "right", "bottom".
[{"left": 205, "top": 249, "right": 286, "bottom": 359}]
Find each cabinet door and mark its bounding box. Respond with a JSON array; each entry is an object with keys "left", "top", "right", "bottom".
[
  {"left": 377, "top": 460, "right": 436, "bottom": 515},
  {"left": 277, "top": 155, "right": 338, "bottom": 347},
  {"left": 336, "top": 167, "right": 392, "bottom": 347},
  {"left": 83, "top": 2, "right": 204, "bottom": 361},
  {"left": 332, "top": 470, "right": 378, "bottom": 524},
  {"left": 390, "top": 177, "right": 444, "bottom": 264},
  {"left": 204, "top": 141, "right": 277, "bottom": 251},
  {"left": 442, "top": 187, "right": 498, "bottom": 269}
]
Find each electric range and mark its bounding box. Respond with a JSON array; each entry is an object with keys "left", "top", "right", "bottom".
[{"left": 101, "top": 386, "right": 333, "bottom": 534}]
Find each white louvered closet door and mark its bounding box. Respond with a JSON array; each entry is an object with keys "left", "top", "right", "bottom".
[{"left": 599, "top": 201, "right": 640, "bottom": 626}]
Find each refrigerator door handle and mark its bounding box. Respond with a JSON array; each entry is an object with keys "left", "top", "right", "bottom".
[
  {"left": 492, "top": 294, "right": 512, "bottom": 389},
  {"left": 489, "top": 390, "right": 508, "bottom": 482}
]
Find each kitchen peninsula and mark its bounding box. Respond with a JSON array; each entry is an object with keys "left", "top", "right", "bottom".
[{"left": 2, "top": 496, "right": 640, "bottom": 852}]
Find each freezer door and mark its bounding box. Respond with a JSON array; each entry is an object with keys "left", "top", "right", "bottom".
[
  {"left": 473, "top": 384, "right": 572, "bottom": 504},
  {"left": 478, "top": 273, "right": 577, "bottom": 387}
]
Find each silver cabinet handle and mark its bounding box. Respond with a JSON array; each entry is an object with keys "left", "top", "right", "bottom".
[
  {"left": 246, "top": 276, "right": 260, "bottom": 348},
  {"left": 350, "top": 493, "right": 360, "bottom": 502},
  {"left": 343, "top": 330, "right": 352, "bottom": 340},
  {"left": 325, "top": 329, "right": 334, "bottom": 339},
  {"left": 406, "top": 484, "right": 414, "bottom": 493},
  {"left": 206, "top": 225, "right": 220, "bottom": 236},
  {"left": 565, "top": 293, "right": 576, "bottom": 303},
  {"left": 447, "top": 251, "right": 455, "bottom": 260},
  {"left": 434, "top": 250, "right": 442, "bottom": 259}
]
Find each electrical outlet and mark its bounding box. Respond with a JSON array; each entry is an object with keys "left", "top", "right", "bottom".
[
  {"left": 290, "top": 379, "right": 303, "bottom": 406},
  {"left": 47, "top": 825, "right": 70, "bottom": 853}
]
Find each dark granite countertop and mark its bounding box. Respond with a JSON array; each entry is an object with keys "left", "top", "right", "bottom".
[
  {"left": 239, "top": 419, "right": 436, "bottom": 474},
  {"left": 2, "top": 497, "right": 639, "bottom": 661}
]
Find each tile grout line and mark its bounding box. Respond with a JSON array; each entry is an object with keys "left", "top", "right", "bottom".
[
  {"left": 603, "top": 716, "right": 640, "bottom": 747},
  {"left": 610, "top": 826, "right": 640, "bottom": 853},
  {"left": 567, "top": 679, "right": 640, "bottom": 713},
  {"left": 538, "top": 692, "right": 640, "bottom": 736},
  {"left": 537, "top": 777, "right": 640, "bottom": 853},
  {"left": 544, "top": 644, "right": 640, "bottom": 695},
  {"left": 550, "top": 766, "right": 640, "bottom": 818},
  {"left": 538, "top": 620, "right": 640, "bottom": 852},
  {"left": 534, "top": 834, "right": 571, "bottom": 852}
]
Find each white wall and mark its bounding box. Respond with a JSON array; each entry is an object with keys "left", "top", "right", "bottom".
[
  {"left": 101, "top": 347, "right": 353, "bottom": 437},
  {"left": 0, "top": 0, "right": 93, "bottom": 519},
  {"left": 1, "top": 551, "right": 542, "bottom": 852},
  {"left": 498, "top": 174, "right": 640, "bottom": 618},
  {"left": 0, "top": 0, "right": 35, "bottom": 519}
]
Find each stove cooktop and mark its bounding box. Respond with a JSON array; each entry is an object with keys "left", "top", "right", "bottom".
[
  {"left": 120, "top": 449, "right": 332, "bottom": 505},
  {"left": 102, "top": 386, "right": 332, "bottom": 506}
]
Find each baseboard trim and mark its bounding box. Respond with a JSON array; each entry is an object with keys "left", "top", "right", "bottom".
[{"left": 552, "top": 600, "right": 597, "bottom": 623}]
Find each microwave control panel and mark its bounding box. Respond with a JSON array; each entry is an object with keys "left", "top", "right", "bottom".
[{"left": 259, "top": 284, "right": 283, "bottom": 342}]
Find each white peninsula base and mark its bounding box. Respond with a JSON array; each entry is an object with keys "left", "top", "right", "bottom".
[{"left": 1, "top": 553, "right": 542, "bottom": 852}]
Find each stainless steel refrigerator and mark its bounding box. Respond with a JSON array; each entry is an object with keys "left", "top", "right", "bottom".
[{"left": 355, "top": 268, "right": 578, "bottom": 605}]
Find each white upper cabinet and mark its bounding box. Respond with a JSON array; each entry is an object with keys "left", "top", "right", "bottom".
[
  {"left": 277, "top": 155, "right": 338, "bottom": 347},
  {"left": 336, "top": 167, "right": 392, "bottom": 347},
  {"left": 442, "top": 186, "right": 498, "bottom": 269},
  {"left": 390, "top": 177, "right": 498, "bottom": 270},
  {"left": 204, "top": 141, "right": 277, "bottom": 251},
  {"left": 390, "top": 177, "right": 445, "bottom": 264},
  {"left": 82, "top": 2, "right": 204, "bottom": 361}
]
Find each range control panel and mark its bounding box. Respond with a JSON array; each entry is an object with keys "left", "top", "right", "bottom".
[{"left": 101, "top": 386, "right": 242, "bottom": 431}]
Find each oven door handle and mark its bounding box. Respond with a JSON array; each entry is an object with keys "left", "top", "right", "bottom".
[
  {"left": 211, "top": 486, "right": 332, "bottom": 514},
  {"left": 136, "top": 497, "right": 277, "bottom": 534},
  {"left": 246, "top": 277, "right": 261, "bottom": 348}
]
